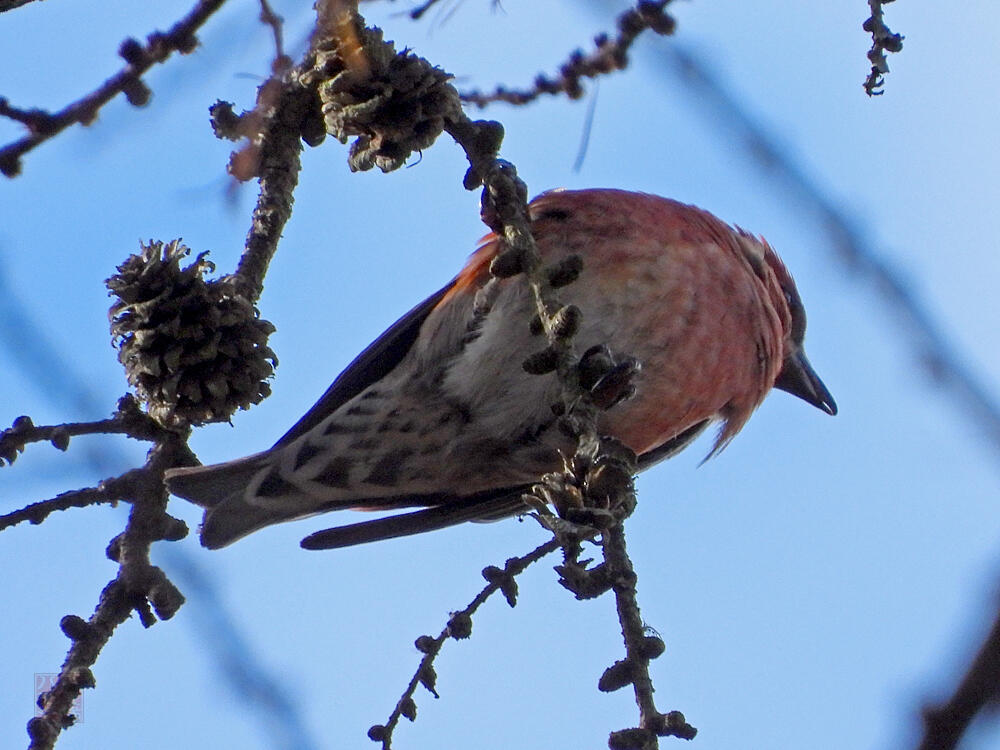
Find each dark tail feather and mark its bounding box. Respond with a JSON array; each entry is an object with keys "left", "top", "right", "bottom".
[
  {"left": 200, "top": 496, "right": 301, "bottom": 550},
  {"left": 164, "top": 453, "right": 270, "bottom": 508},
  {"left": 165, "top": 453, "right": 303, "bottom": 549},
  {"left": 300, "top": 490, "right": 529, "bottom": 550}
]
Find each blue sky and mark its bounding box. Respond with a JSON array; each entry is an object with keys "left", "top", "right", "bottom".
[{"left": 3, "top": 1, "right": 1000, "bottom": 749}]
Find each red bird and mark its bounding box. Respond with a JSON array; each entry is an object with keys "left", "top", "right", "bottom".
[{"left": 165, "top": 189, "right": 836, "bottom": 549}]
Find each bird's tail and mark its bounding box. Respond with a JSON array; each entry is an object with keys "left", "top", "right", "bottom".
[{"left": 165, "top": 454, "right": 306, "bottom": 549}]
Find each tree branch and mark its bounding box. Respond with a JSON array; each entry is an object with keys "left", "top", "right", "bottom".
[
  {"left": 0, "top": 395, "right": 170, "bottom": 467},
  {"left": 1, "top": 484, "right": 118, "bottom": 533},
  {"left": 225, "top": 80, "right": 307, "bottom": 303},
  {"left": 863, "top": 0, "right": 904, "bottom": 95},
  {"left": 370, "top": 538, "right": 561, "bottom": 747},
  {"left": 258, "top": 0, "right": 289, "bottom": 71},
  {"left": 461, "top": 0, "right": 676, "bottom": 107},
  {"left": 603, "top": 523, "right": 696, "bottom": 746},
  {"left": 0, "top": 0, "right": 231, "bottom": 177},
  {"left": 26, "top": 438, "right": 190, "bottom": 749}
]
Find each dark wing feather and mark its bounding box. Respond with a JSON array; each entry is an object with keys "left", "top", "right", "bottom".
[
  {"left": 298, "top": 420, "right": 713, "bottom": 550},
  {"left": 298, "top": 421, "right": 712, "bottom": 550},
  {"left": 274, "top": 281, "right": 454, "bottom": 448},
  {"left": 301, "top": 487, "right": 531, "bottom": 549},
  {"left": 636, "top": 420, "right": 710, "bottom": 471}
]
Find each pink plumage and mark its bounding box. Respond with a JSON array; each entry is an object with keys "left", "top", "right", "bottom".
[{"left": 165, "top": 189, "right": 835, "bottom": 549}]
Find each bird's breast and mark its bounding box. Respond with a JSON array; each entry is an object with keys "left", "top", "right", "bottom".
[{"left": 420, "top": 191, "right": 788, "bottom": 462}]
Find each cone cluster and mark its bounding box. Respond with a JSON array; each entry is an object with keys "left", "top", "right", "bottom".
[
  {"left": 308, "top": 25, "right": 461, "bottom": 173},
  {"left": 107, "top": 240, "right": 277, "bottom": 427}
]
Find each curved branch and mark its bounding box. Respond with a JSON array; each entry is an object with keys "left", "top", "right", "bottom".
[{"left": 258, "top": 0, "right": 288, "bottom": 67}]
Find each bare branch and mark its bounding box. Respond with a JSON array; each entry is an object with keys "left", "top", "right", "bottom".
[
  {"left": 603, "top": 523, "right": 697, "bottom": 745},
  {"left": 370, "top": 538, "right": 561, "bottom": 747},
  {"left": 538, "top": 441, "right": 694, "bottom": 748},
  {"left": 461, "top": 0, "right": 676, "bottom": 107},
  {"left": 0, "top": 485, "right": 118, "bottom": 533},
  {"left": 0, "top": 0, "right": 231, "bottom": 177},
  {"left": 358, "top": 0, "right": 469, "bottom": 22},
  {"left": 26, "top": 439, "right": 190, "bottom": 749},
  {"left": 228, "top": 83, "right": 307, "bottom": 302},
  {"left": 0, "top": 395, "right": 170, "bottom": 467},
  {"left": 446, "top": 22, "right": 681, "bottom": 744},
  {"left": 209, "top": 4, "right": 397, "bottom": 302},
  {"left": 258, "top": 0, "right": 292, "bottom": 73},
  {"left": 863, "top": 0, "right": 904, "bottom": 95}
]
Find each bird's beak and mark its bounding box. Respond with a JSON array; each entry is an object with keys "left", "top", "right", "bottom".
[{"left": 774, "top": 350, "right": 837, "bottom": 415}]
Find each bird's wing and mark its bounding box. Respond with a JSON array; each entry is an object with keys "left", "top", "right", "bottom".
[
  {"left": 636, "top": 419, "right": 711, "bottom": 471},
  {"left": 299, "top": 420, "right": 713, "bottom": 550},
  {"left": 273, "top": 281, "right": 454, "bottom": 448},
  {"left": 300, "top": 487, "right": 531, "bottom": 549}
]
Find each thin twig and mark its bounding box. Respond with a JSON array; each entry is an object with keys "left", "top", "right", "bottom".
[
  {"left": 461, "top": 0, "right": 676, "bottom": 107},
  {"left": 0, "top": 0, "right": 231, "bottom": 177},
  {"left": 209, "top": 1, "right": 327, "bottom": 301},
  {"left": 863, "top": 0, "right": 904, "bottom": 96},
  {"left": 1, "top": 485, "right": 119, "bottom": 533},
  {"left": 258, "top": 0, "right": 291, "bottom": 72},
  {"left": 603, "top": 523, "right": 697, "bottom": 746},
  {"left": 0, "top": 395, "right": 169, "bottom": 467},
  {"left": 394, "top": 0, "right": 452, "bottom": 21},
  {"left": 444, "top": 115, "right": 589, "bottom": 420},
  {"left": 572, "top": 84, "right": 600, "bottom": 172},
  {"left": 0, "top": 318, "right": 310, "bottom": 748},
  {"left": 371, "top": 538, "right": 561, "bottom": 748}
]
